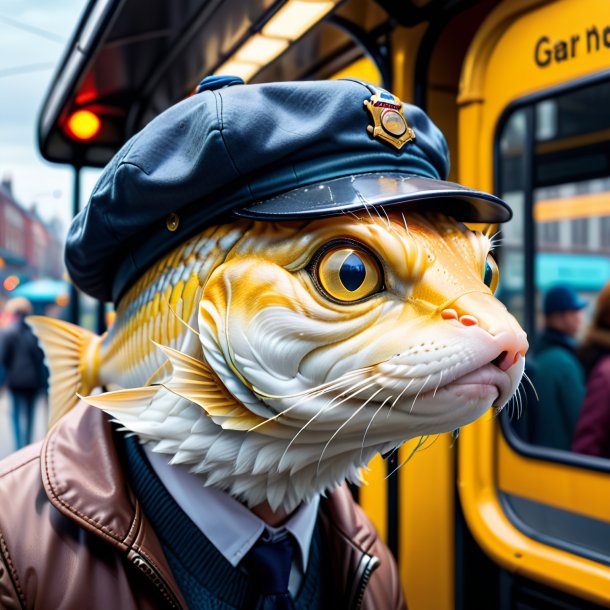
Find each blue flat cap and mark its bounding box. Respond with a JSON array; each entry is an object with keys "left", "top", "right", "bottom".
[
  {"left": 544, "top": 285, "right": 587, "bottom": 315},
  {"left": 66, "top": 78, "right": 511, "bottom": 302}
]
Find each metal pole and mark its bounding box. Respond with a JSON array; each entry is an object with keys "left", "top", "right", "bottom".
[
  {"left": 96, "top": 300, "right": 106, "bottom": 334},
  {"left": 69, "top": 166, "right": 81, "bottom": 324},
  {"left": 523, "top": 106, "right": 536, "bottom": 340}
]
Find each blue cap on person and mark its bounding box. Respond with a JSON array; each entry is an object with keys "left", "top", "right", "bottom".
[
  {"left": 65, "top": 77, "right": 512, "bottom": 303},
  {"left": 544, "top": 285, "right": 587, "bottom": 315}
]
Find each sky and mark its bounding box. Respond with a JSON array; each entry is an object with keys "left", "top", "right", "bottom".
[{"left": 0, "top": 0, "right": 100, "bottom": 237}]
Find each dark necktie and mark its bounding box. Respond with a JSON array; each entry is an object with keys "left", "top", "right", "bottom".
[{"left": 244, "top": 534, "right": 296, "bottom": 610}]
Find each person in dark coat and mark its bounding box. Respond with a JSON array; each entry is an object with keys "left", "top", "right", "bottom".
[
  {"left": 0, "top": 297, "right": 47, "bottom": 450},
  {"left": 572, "top": 280, "right": 610, "bottom": 458},
  {"left": 532, "top": 285, "right": 587, "bottom": 450}
]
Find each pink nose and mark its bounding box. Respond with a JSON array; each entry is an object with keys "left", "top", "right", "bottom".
[
  {"left": 492, "top": 332, "right": 528, "bottom": 371},
  {"left": 441, "top": 308, "right": 528, "bottom": 371},
  {"left": 440, "top": 309, "right": 479, "bottom": 326},
  {"left": 494, "top": 350, "right": 520, "bottom": 371}
]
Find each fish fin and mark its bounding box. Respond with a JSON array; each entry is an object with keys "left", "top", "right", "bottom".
[
  {"left": 145, "top": 360, "right": 173, "bottom": 386},
  {"left": 27, "top": 316, "right": 104, "bottom": 427},
  {"left": 79, "top": 386, "right": 159, "bottom": 414},
  {"left": 154, "top": 342, "right": 268, "bottom": 430}
]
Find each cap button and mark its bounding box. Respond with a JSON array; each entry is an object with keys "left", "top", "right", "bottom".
[
  {"left": 195, "top": 75, "right": 244, "bottom": 94},
  {"left": 166, "top": 213, "right": 180, "bottom": 232}
]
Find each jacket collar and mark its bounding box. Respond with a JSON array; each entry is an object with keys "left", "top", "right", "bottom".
[
  {"left": 42, "top": 404, "right": 138, "bottom": 543},
  {"left": 41, "top": 404, "right": 186, "bottom": 607}
]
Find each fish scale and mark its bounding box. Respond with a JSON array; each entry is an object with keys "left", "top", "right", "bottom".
[{"left": 28, "top": 223, "right": 248, "bottom": 424}]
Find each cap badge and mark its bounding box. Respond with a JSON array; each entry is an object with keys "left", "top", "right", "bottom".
[{"left": 364, "top": 90, "right": 415, "bottom": 150}]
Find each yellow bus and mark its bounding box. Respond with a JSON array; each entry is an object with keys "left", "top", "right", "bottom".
[{"left": 39, "top": 0, "right": 610, "bottom": 607}]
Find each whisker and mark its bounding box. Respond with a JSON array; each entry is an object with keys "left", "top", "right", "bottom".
[
  {"left": 385, "top": 436, "right": 427, "bottom": 478},
  {"left": 373, "top": 204, "right": 384, "bottom": 225},
  {"left": 277, "top": 379, "right": 379, "bottom": 471},
  {"left": 360, "top": 199, "right": 376, "bottom": 224},
  {"left": 389, "top": 378, "right": 415, "bottom": 415},
  {"left": 383, "top": 445, "right": 399, "bottom": 463},
  {"left": 433, "top": 370, "right": 443, "bottom": 398},
  {"left": 344, "top": 209, "right": 364, "bottom": 223},
  {"left": 401, "top": 212, "right": 411, "bottom": 237},
  {"left": 416, "top": 434, "right": 440, "bottom": 453},
  {"left": 377, "top": 204, "right": 392, "bottom": 231},
  {"left": 409, "top": 375, "right": 431, "bottom": 414},
  {"left": 505, "top": 390, "right": 514, "bottom": 420},
  {"left": 522, "top": 371, "right": 539, "bottom": 401},
  {"left": 317, "top": 387, "right": 384, "bottom": 474},
  {"left": 511, "top": 388, "right": 518, "bottom": 420},
  {"left": 514, "top": 384, "right": 524, "bottom": 419},
  {"left": 519, "top": 382, "right": 527, "bottom": 418},
  {"left": 248, "top": 371, "right": 373, "bottom": 431},
  {"left": 294, "top": 372, "right": 374, "bottom": 405},
  {"left": 500, "top": 398, "right": 509, "bottom": 420},
  {"left": 360, "top": 396, "right": 392, "bottom": 463},
  {"left": 320, "top": 375, "right": 381, "bottom": 412},
  {"left": 253, "top": 366, "right": 373, "bottom": 400},
  {"left": 509, "top": 393, "right": 517, "bottom": 419}
]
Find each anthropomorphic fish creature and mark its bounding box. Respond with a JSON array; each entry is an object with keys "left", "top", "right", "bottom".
[
  {"left": 31, "top": 210, "right": 526, "bottom": 513},
  {"left": 0, "top": 78, "right": 527, "bottom": 610}
]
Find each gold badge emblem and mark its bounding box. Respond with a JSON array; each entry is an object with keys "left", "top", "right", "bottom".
[{"left": 364, "top": 90, "right": 415, "bottom": 150}]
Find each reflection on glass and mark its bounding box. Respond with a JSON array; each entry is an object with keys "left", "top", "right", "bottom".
[{"left": 497, "top": 79, "right": 610, "bottom": 454}]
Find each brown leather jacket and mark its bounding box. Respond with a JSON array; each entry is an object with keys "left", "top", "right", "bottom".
[{"left": 0, "top": 405, "right": 405, "bottom": 610}]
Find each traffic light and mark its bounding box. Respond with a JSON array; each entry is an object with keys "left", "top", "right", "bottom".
[{"left": 65, "top": 109, "right": 101, "bottom": 141}]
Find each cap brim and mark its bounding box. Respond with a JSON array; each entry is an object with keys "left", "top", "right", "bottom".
[{"left": 234, "top": 172, "right": 512, "bottom": 224}]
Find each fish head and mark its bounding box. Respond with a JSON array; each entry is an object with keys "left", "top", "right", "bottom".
[{"left": 193, "top": 211, "right": 527, "bottom": 489}]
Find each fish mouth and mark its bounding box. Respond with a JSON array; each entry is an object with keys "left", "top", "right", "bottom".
[{"left": 442, "top": 361, "right": 515, "bottom": 407}]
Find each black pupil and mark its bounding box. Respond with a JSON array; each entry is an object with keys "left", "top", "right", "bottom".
[
  {"left": 340, "top": 253, "right": 366, "bottom": 291},
  {"left": 484, "top": 260, "right": 493, "bottom": 286}
]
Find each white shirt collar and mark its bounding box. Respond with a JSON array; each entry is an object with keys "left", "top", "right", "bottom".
[{"left": 143, "top": 444, "right": 320, "bottom": 570}]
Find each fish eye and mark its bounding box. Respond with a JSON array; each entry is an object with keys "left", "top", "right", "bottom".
[
  {"left": 483, "top": 254, "right": 499, "bottom": 293},
  {"left": 312, "top": 242, "right": 383, "bottom": 303}
]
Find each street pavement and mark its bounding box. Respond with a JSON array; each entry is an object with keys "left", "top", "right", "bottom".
[{"left": 0, "top": 390, "right": 48, "bottom": 461}]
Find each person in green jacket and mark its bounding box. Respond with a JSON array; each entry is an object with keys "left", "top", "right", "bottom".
[{"left": 532, "top": 285, "right": 587, "bottom": 451}]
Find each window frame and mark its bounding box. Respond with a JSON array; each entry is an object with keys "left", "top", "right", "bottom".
[{"left": 493, "top": 69, "right": 610, "bottom": 473}]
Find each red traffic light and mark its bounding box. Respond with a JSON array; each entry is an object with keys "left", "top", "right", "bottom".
[{"left": 65, "top": 110, "right": 101, "bottom": 141}]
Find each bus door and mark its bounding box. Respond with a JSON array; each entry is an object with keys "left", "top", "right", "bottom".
[{"left": 458, "top": 0, "right": 610, "bottom": 608}]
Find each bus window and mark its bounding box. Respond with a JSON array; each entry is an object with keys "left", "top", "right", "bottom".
[{"left": 497, "top": 77, "right": 610, "bottom": 456}]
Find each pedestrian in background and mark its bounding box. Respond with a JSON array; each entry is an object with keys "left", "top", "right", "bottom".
[
  {"left": 572, "top": 280, "right": 610, "bottom": 458},
  {"left": 531, "top": 285, "right": 587, "bottom": 451},
  {"left": 0, "top": 297, "right": 47, "bottom": 450}
]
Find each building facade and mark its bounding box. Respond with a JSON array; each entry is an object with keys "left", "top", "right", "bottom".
[{"left": 0, "top": 176, "right": 64, "bottom": 299}]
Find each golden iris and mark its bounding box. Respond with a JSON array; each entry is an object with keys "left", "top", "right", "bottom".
[
  {"left": 317, "top": 246, "right": 382, "bottom": 302},
  {"left": 483, "top": 254, "right": 499, "bottom": 293}
]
